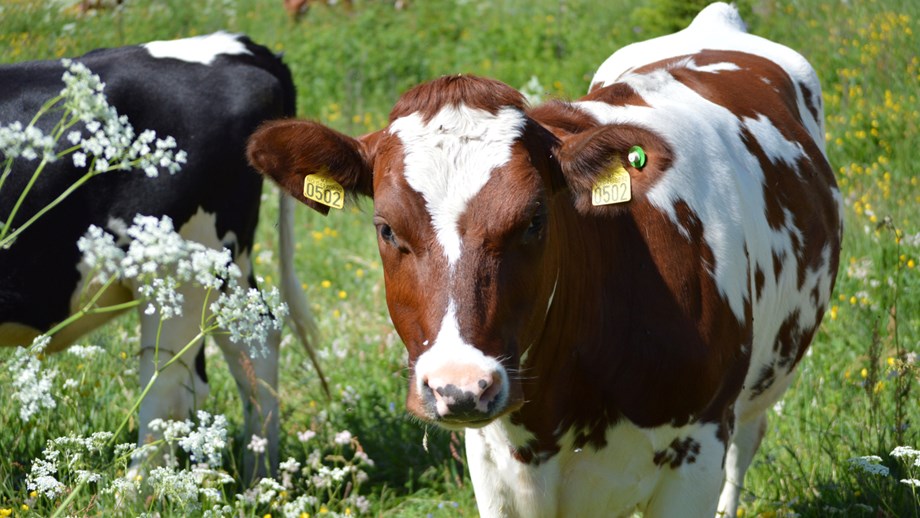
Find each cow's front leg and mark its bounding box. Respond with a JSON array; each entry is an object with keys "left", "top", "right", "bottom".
[
  {"left": 131, "top": 288, "right": 210, "bottom": 475},
  {"left": 644, "top": 424, "right": 726, "bottom": 518},
  {"left": 213, "top": 320, "right": 281, "bottom": 484}
]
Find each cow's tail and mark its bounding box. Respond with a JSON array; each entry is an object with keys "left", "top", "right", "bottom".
[{"left": 279, "top": 192, "right": 330, "bottom": 397}]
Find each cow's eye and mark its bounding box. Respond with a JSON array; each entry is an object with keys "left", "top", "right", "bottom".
[
  {"left": 522, "top": 211, "right": 546, "bottom": 244},
  {"left": 378, "top": 223, "right": 396, "bottom": 245}
]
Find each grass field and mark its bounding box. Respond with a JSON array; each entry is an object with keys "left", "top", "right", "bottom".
[{"left": 1, "top": 0, "right": 919, "bottom": 516}]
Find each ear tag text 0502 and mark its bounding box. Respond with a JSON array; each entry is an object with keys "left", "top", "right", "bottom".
[
  {"left": 591, "top": 163, "right": 631, "bottom": 206},
  {"left": 303, "top": 171, "right": 345, "bottom": 210}
]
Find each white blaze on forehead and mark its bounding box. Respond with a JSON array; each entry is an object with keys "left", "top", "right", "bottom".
[
  {"left": 390, "top": 104, "right": 527, "bottom": 266},
  {"left": 144, "top": 32, "right": 251, "bottom": 65}
]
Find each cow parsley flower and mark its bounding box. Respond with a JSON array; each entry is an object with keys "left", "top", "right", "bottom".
[
  {"left": 890, "top": 445, "right": 920, "bottom": 467},
  {"left": 59, "top": 59, "right": 186, "bottom": 177},
  {"left": 9, "top": 336, "right": 58, "bottom": 422},
  {"left": 76, "top": 214, "right": 281, "bottom": 357},
  {"left": 0, "top": 121, "right": 57, "bottom": 162},
  {"left": 247, "top": 434, "right": 268, "bottom": 454},
  {"left": 68, "top": 344, "right": 105, "bottom": 359},
  {"left": 147, "top": 466, "right": 202, "bottom": 512},
  {"left": 210, "top": 283, "right": 287, "bottom": 357},
  {"left": 333, "top": 430, "right": 353, "bottom": 446},
  {"left": 77, "top": 224, "right": 125, "bottom": 275},
  {"left": 281, "top": 495, "right": 320, "bottom": 518},
  {"left": 177, "top": 411, "right": 228, "bottom": 468},
  {"left": 847, "top": 455, "right": 890, "bottom": 476},
  {"left": 297, "top": 429, "right": 316, "bottom": 443},
  {"left": 519, "top": 75, "right": 545, "bottom": 106},
  {"left": 26, "top": 453, "right": 66, "bottom": 499}
]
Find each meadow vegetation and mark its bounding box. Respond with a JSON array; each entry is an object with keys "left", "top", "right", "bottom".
[{"left": 0, "top": 0, "right": 918, "bottom": 515}]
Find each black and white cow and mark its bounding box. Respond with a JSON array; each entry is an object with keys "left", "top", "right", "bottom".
[{"left": 0, "top": 32, "right": 320, "bottom": 479}]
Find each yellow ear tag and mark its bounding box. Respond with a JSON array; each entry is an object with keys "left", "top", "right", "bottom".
[
  {"left": 591, "top": 163, "right": 631, "bottom": 206},
  {"left": 303, "top": 172, "right": 345, "bottom": 209}
]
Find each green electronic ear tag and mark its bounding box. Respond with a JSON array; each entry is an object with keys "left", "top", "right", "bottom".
[
  {"left": 627, "top": 146, "right": 647, "bottom": 169},
  {"left": 303, "top": 172, "right": 345, "bottom": 209},
  {"left": 591, "top": 163, "right": 631, "bottom": 206}
]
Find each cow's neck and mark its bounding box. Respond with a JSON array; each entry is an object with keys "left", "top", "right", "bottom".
[{"left": 502, "top": 187, "right": 632, "bottom": 460}]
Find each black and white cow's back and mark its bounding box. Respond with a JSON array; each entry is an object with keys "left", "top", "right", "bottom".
[{"left": 0, "top": 32, "right": 314, "bottom": 480}]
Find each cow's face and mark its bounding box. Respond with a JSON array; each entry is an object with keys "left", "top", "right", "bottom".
[
  {"left": 247, "top": 75, "right": 664, "bottom": 428},
  {"left": 366, "top": 98, "right": 569, "bottom": 427}
]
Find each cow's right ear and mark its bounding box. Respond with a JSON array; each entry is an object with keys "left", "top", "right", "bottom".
[{"left": 247, "top": 119, "right": 378, "bottom": 215}]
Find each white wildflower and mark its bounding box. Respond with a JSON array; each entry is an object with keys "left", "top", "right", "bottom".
[
  {"left": 280, "top": 457, "right": 301, "bottom": 473},
  {"left": 890, "top": 445, "right": 920, "bottom": 467},
  {"left": 149, "top": 417, "right": 193, "bottom": 443},
  {"left": 147, "top": 466, "right": 201, "bottom": 511},
  {"left": 247, "top": 434, "right": 268, "bottom": 454},
  {"left": 202, "top": 504, "right": 234, "bottom": 518},
  {"left": 351, "top": 495, "right": 371, "bottom": 514},
  {"left": 68, "top": 344, "right": 105, "bottom": 359},
  {"left": 177, "top": 411, "right": 228, "bottom": 468},
  {"left": 354, "top": 449, "right": 375, "bottom": 467},
  {"left": 77, "top": 224, "right": 125, "bottom": 277},
  {"left": 26, "top": 449, "right": 65, "bottom": 499},
  {"left": 847, "top": 455, "right": 890, "bottom": 476},
  {"left": 334, "top": 430, "right": 353, "bottom": 446},
  {"left": 255, "top": 477, "right": 285, "bottom": 504},
  {"left": 103, "top": 474, "right": 142, "bottom": 497},
  {"left": 280, "top": 457, "right": 301, "bottom": 489},
  {"left": 311, "top": 465, "right": 354, "bottom": 489},
  {"left": 9, "top": 344, "right": 57, "bottom": 422},
  {"left": 210, "top": 283, "right": 287, "bottom": 357},
  {"left": 0, "top": 121, "right": 56, "bottom": 162},
  {"left": 58, "top": 59, "right": 186, "bottom": 177},
  {"left": 901, "top": 478, "right": 920, "bottom": 487},
  {"left": 520, "top": 75, "right": 545, "bottom": 105},
  {"left": 75, "top": 469, "right": 103, "bottom": 484},
  {"left": 281, "top": 494, "right": 320, "bottom": 518},
  {"left": 297, "top": 429, "right": 316, "bottom": 443}
]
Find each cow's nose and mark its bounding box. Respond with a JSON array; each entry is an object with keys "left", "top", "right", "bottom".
[{"left": 423, "top": 369, "right": 503, "bottom": 420}]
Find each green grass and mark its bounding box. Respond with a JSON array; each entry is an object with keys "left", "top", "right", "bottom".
[{"left": 1, "top": 0, "right": 919, "bottom": 516}]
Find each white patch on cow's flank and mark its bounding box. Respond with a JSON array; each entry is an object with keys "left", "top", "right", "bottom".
[
  {"left": 390, "top": 105, "right": 526, "bottom": 267},
  {"left": 686, "top": 60, "right": 742, "bottom": 74},
  {"left": 742, "top": 113, "right": 806, "bottom": 171},
  {"left": 144, "top": 31, "right": 251, "bottom": 66}
]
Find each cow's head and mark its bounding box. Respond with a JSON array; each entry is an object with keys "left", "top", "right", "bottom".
[{"left": 248, "top": 75, "right": 666, "bottom": 428}]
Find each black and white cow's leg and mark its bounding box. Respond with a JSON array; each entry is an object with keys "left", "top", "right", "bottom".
[
  {"left": 717, "top": 412, "right": 767, "bottom": 517},
  {"left": 131, "top": 283, "right": 211, "bottom": 474},
  {"left": 213, "top": 272, "right": 281, "bottom": 484}
]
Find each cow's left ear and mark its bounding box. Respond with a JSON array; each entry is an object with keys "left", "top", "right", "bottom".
[
  {"left": 555, "top": 124, "right": 671, "bottom": 217},
  {"left": 247, "top": 119, "right": 379, "bottom": 215}
]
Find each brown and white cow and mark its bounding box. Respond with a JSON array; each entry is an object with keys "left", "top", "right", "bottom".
[{"left": 248, "top": 3, "right": 842, "bottom": 515}]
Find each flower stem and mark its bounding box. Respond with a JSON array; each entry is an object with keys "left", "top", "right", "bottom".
[
  {"left": 0, "top": 169, "right": 97, "bottom": 249},
  {"left": 0, "top": 156, "right": 50, "bottom": 246}
]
